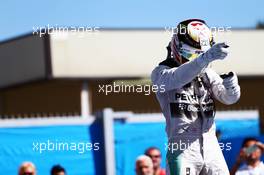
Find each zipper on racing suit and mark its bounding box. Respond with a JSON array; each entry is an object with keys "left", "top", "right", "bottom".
[{"left": 194, "top": 75, "right": 215, "bottom": 159}]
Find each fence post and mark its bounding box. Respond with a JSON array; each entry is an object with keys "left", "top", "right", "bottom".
[
  {"left": 81, "top": 81, "right": 91, "bottom": 118},
  {"left": 103, "top": 108, "right": 116, "bottom": 175}
]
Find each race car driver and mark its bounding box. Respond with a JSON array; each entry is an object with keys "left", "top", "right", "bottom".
[{"left": 151, "top": 19, "right": 241, "bottom": 175}]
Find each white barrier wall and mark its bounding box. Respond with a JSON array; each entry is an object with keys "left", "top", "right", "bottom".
[
  {"left": 49, "top": 30, "right": 169, "bottom": 78},
  {"left": 49, "top": 30, "right": 264, "bottom": 78}
]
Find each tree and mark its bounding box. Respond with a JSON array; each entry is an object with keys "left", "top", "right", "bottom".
[{"left": 256, "top": 21, "right": 264, "bottom": 29}]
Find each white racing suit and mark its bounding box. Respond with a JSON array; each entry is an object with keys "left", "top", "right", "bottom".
[{"left": 151, "top": 57, "right": 240, "bottom": 175}]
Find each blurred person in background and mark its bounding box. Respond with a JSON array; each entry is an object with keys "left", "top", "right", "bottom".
[
  {"left": 50, "top": 164, "right": 66, "bottom": 175},
  {"left": 135, "top": 155, "right": 154, "bottom": 175},
  {"left": 230, "top": 137, "right": 264, "bottom": 175},
  {"left": 145, "top": 147, "right": 166, "bottom": 175},
  {"left": 18, "top": 161, "right": 36, "bottom": 175},
  {"left": 151, "top": 19, "right": 240, "bottom": 175}
]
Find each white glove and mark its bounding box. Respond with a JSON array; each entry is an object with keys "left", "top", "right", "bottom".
[
  {"left": 222, "top": 72, "right": 240, "bottom": 96},
  {"left": 202, "top": 42, "right": 229, "bottom": 62}
]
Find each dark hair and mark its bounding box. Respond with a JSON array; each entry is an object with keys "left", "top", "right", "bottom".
[
  {"left": 242, "top": 137, "right": 259, "bottom": 147},
  {"left": 144, "top": 147, "right": 161, "bottom": 156},
  {"left": 51, "top": 164, "right": 66, "bottom": 175}
]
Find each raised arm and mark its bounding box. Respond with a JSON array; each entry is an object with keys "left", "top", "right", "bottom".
[{"left": 151, "top": 43, "right": 229, "bottom": 91}]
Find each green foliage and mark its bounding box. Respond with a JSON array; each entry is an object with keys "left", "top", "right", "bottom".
[{"left": 256, "top": 21, "right": 264, "bottom": 29}]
